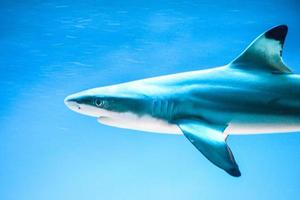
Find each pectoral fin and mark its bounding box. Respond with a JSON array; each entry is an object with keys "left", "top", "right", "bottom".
[{"left": 177, "top": 119, "right": 241, "bottom": 177}]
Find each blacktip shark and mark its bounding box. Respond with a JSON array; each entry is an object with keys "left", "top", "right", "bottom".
[{"left": 65, "top": 25, "right": 299, "bottom": 177}]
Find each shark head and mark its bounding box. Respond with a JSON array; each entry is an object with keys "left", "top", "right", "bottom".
[
  {"left": 64, "top": 84, "right": 147, "bottom": 119},
  {"left": 64, "top": 82, "right": 181, "bottom": 134}
]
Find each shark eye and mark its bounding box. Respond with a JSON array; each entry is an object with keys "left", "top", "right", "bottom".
[{"left": 95, "top": 99, "right": 103, "bottom": 107}]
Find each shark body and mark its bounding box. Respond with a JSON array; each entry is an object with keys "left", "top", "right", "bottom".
[{"left": 65, "top": 25, "right": 299, "bottom": 177}]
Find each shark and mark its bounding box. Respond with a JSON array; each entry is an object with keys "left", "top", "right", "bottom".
[{"left": 64, "top": 25, "right": 299, "bottom": 177}]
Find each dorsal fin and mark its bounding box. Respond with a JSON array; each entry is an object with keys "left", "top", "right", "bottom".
[{"left": 229, "top": 25, "right": 292, "bottom": 74}]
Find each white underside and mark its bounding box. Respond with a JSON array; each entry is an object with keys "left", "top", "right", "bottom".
[
  {"left": 226, "top": 122, "right": 300, "bottom": 135},
  {"left": 72, "top": 104, "right": 300, "bottom": 135},
  {"left": 98, "top": 111, "right": 300, "bottom": 135},
  {"left": 98, "top": 112, "right": 182, "bottom": 134},
  {"left": 226, "top": 115, "right": 300, "bottom": 135}
]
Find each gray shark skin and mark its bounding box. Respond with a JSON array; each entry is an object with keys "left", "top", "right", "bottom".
[{"left": 65, "top": 25, "right": 299, "bottom": 177}]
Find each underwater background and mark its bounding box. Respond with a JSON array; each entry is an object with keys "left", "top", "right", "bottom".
[{"left": 0, "top": 0, "right": 300, "bottom": 199}]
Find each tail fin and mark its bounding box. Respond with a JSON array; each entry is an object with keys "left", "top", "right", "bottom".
[{"left": 229, "top": 25, "right": 292, "bottom": 74}]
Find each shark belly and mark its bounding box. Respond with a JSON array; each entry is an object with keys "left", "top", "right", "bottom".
[
  {"left": 226, "top": 114, "right": 300, "bottom": 135},
  {"left": 97, "top": 110, "right": 300, "bottom": 135},
  {"left": 97, "top": 112, "right": 182, "bottom": 134}
]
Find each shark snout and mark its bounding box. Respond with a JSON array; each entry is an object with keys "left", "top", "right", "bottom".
[
  {"left": 64, "top": 94, "right": 82, "bottom": 111},
  {"left": 64, "top": 92, "right": 101, "bottom": 117}
]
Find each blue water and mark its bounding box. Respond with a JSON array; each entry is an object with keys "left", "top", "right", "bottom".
[{"left": 1, "top": 0, "right": 300, "bottom": 199}]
